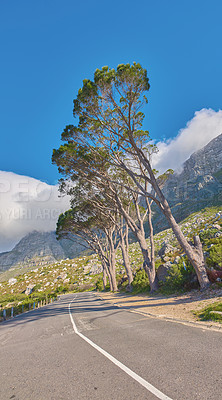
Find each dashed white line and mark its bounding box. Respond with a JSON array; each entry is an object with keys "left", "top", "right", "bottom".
[{"left": 68, "top": 295, "right": 173, "bottom": 400}]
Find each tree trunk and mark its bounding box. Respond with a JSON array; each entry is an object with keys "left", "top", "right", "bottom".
[
  {"left": 146, "top": 199, "right": 156, "bottom": 280},
  {"left": 109, "top": 267, "right": 118, "bottom": 291},
  {"left": 115, "top": 194, "right": 158, "bottom": 292},
  {"left": 102, "top": 263, "right": 107, "bottom": 289},
  {"left": 120, "top": 231, "right": 133, "bottom": 288},
  {"left": 136, "top": 231, "right": 159, "bottom": 292},
  {"left": 110, "top": 250, "right": 118, "bottom": 291},
  {"left": 162, "top": 201, "right": 210, "bottom": 289}
]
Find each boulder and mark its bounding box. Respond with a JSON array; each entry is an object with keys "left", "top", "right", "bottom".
[
  {"left": 8, "top": 278, "right": 17, "bottom": 285},
  {"left": 25, "top": 285, "right": 35, "bottom": 295},
  {"left": 157, "top": 262, "right": 173, "bottom": 283},
  {"left": 158, "top": 242, "right": 175, "bottom": 259}
]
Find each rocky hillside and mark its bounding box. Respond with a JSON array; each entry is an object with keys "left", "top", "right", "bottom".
[
  {"left": 150, "top": 133, "right": 222, "bottom": 233},
  {"left": 0, "top": 231, "right": 86, "bottom": 274},
  {"left": 163, "top": 133, "right": 222, "bottom": 201}
]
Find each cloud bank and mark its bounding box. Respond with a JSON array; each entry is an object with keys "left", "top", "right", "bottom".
[
  {"left": 0, "top": 171, "right": 70, "bottom": 252},
  {"left": 152, "top": 108, "right": 222, "bottom": 174}
]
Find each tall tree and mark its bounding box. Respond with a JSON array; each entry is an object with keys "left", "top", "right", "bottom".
[{"left": 60, "top": 62, "right": 210, "bottom": 290}]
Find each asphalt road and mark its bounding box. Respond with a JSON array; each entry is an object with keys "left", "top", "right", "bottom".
[{"left": 0, "top": 292, "right": 221, "bottom": 400}]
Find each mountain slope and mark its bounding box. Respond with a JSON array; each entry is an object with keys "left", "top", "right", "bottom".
[
  {"left": 150, "top": 133, "right": 222, "bottom": 233},
  {"left": 0, "top": 231, "right": 86, "bottom": 273}
]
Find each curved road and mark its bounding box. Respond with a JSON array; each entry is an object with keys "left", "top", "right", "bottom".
[{"left": 0, "top": 292, "right": 221, "bottom": 400}]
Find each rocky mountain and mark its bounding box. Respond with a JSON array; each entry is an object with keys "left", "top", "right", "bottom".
[
  {"left": 162, "top": 133, "right": 222, "bottom": 203},
  {"left": 146, "top": 133, "right": 222, "bottom": 233},
  {"left": 0, "top": 231, "right": 86, "bottom": 273}
]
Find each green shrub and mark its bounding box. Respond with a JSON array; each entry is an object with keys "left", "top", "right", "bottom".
[
  {"left": 132, "top": 269, "right": 150, "bottom": 293},
  {"left": 206, "top": 243, "right": 222, "bottom": 268},
  {"left": 199, "top": 229, "right": 218, "bottom": 242},
  {"left": 159, "top": 258, "right": 196, "bottom": 294},
  {"left": 55, "top": 285, "right": 69, "bottom": 294},
  {"left": 96, "top": 278, "right": 104, "bottom": 291}
]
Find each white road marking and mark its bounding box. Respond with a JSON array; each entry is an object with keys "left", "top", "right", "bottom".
[{"left": 68, "top": 295, "right": 173, "bottom": 400}]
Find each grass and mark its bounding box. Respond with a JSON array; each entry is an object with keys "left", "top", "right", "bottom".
[{"left": 194, "top": 301, "right": 222, "bottom": 323}]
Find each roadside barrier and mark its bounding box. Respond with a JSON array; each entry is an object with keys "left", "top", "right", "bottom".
[{"left": 0, "top": 297, "right": 56, "bottom": 322}]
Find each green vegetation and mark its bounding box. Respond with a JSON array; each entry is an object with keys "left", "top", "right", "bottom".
[
  {"left": 132, "top": 269, "right": 150, "bottom": 293},
  {"left": 0, "top": 290, "right": 57, "bottom": 319},
  {"left": 194, "top": 301, "right": 222, "bottom": 323},
  {"left": 159, "top": 259, "right": 196, "bottom": 294},
  {"left": 206, "top": 243, "right": 222, "bottom": 268}
]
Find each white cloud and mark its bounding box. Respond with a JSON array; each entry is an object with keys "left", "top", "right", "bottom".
[
  {"left": 0, "top": 171, "right": 70, "bottom": 252},
  {"left": 152, "top": 108, "right": 222, "bottom": 174}
]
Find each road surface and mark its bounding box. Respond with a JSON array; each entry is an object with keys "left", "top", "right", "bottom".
[{"left": 0, "top": 292, "right": 221, "bottom": 400}]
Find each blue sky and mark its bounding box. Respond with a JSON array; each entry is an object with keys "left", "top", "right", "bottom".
[
  {"left": 1, "top": 0, "right": 222, "bottom": 251},
  {"left": 1, "top": 0, "right": 222, "bottom": 184}
]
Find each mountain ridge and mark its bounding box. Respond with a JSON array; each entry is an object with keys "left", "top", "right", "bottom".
[
  {"left": 0, "top": 231, "right": 85, "bottom": 273},
  {"left": 150, "top": 133, "right": 222, "bottom": 233}
]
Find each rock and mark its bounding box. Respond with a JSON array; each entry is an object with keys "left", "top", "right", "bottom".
[
  {"left": 25, "top": 285, "right": 35, "bottom": 295},
  {"left": 157, "top": 262, "right": 173, "bottom": 283},
  {"left": 212, "top": 224, "right": 221, "bottom": 230},
  {"left": 8, "top": 278, "right": 17, "bottom": 285},
  {"left": 174, "top": 256, "right": 181, "bottom": 264},
  {"left": 158, "top": 243, "right": 175, "bottom": 259},
  {"left": 83, "top": 265, "right": 91, "bottom": 273},
  {"left": 214, "top": 232, "right": 222, "bottom": 237}
]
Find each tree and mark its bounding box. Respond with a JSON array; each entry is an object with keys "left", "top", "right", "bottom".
[
  {"left": 57, "top": 62, "right": 210, "bottom": 290},
  {"left": 53, "top": 144, "right": 157, "bottom": 290},
  {"left": 56, "top": 202, "right": 119, "bottom": 291}
]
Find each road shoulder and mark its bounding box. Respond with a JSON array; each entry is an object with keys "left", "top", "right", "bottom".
[{"left": 99, "top": 288, "right": 222, "bottom": 332}]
